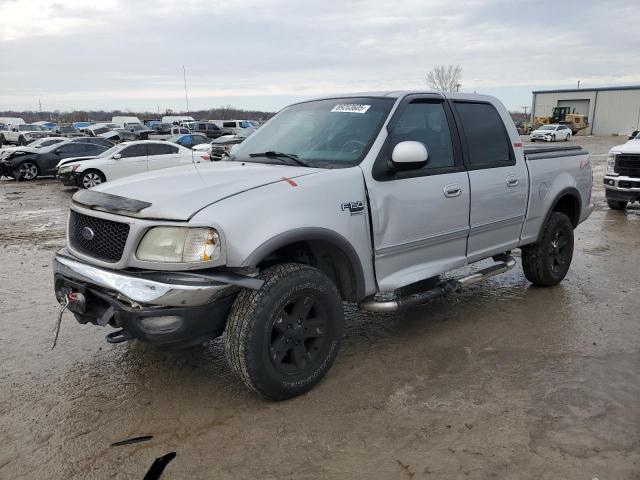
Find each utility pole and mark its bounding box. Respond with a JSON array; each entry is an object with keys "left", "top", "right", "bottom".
[
  {"left": 182, "top": 66, "right": 190, "bottom": 116},
  {"left": 522, "top": 106, "right": 528, "bottom": 115},
  {"left": 577, "top": 80, "right": 580, "bottom": 89},
  {"left": 38, "top": 99, "right": 43, "bottom": 119}
]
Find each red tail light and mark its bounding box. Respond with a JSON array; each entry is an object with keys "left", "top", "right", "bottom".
[{"left": 200, "top": 154, "right": 211, "bottom": 161}]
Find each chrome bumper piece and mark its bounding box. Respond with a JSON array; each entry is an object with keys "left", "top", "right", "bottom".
[{"left": 53, "top": 249, "right": 238, "bottom": 307}]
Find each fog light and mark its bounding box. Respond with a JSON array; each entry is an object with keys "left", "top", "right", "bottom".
[{"left": 139, "top": 316, "right": 183, "bottom": 333}]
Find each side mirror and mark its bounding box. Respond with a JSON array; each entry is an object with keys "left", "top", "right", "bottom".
[
  {"left": 391, "top": 141, "right": 429, "bottom": 167},
  {"left": 112, "top": 153, "right": 122, "bottom": 159}
]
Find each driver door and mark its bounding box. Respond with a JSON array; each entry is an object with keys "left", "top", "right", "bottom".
[
  {"left": 366, "top": 96, "right": 470, "bottom": 291},
  {"left": 108, "top": 144, "right": 148, "bottom": 180}
]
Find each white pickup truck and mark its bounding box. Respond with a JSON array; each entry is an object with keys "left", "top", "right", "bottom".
[
  {"left": 52, "top": 91, "right": 593, "bottom": 399},
  {"left": 603, "top": 132, "right": 640, "bottom": 209}
]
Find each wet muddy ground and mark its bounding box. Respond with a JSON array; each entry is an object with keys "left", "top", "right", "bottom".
[{"left": 1, "top": 136, "right": 638, "bottom": 479}]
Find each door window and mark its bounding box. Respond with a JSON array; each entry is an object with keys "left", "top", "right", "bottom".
[
  {"left": 453, "top": 102, "right": 514, "bottom": 169},
  {"left": 389, "top": 101, "right": 455, "bottom": 170},
  {"left": 120, "top": 144, "right": 148, "bottom": 158},
  {"left": 147, "top": 144, "right": 175, "bottom": 156}
]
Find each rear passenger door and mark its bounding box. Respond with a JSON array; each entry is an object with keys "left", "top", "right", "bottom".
[
  {"left": 368, "top": 96, "right": 470, "bottom": 291},
  {"left": 147, "top": 143, "right": 181, "bottom": 171},
  {"left": 451, "top": 101, "right": 528, "bottom": 262}
]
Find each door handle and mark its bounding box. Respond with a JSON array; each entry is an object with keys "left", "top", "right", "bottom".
[
  {"left": 444, "top": 183, "right": 462, "bottom": 198},
  {"left": 506, "top": 175, "right": 519, "bottom": 187}
]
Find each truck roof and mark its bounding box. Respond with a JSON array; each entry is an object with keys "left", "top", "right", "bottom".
[{"left": 308, "top": 90, "right": 499, "bottom": 103}]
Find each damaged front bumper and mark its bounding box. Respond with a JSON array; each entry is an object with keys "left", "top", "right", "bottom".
[{"left": 53, "top": 248, "right": 262, "bottom": 347}]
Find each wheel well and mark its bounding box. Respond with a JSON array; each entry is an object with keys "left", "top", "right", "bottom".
[
  {"left": 552, "top": 193, "right": 580, "bottom": 228},
  {"left": 257, "top": 240, "right": 361, "bottom": 302}
]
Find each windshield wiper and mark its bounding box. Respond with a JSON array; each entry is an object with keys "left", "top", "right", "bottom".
[{"left": 248, "top": 151, "right": 310, "bottom": 167}]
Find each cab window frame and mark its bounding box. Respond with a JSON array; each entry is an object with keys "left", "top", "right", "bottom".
[{"left": 372, "top": 94, "right": 465, "bottom": 182}]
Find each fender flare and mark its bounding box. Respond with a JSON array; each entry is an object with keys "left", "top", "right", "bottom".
[
  {"left": 537, "top": 186, "right": 582, "bottom": 241},
  {"left": 242, "top": 227, "right": 366, "bottom": 300}
]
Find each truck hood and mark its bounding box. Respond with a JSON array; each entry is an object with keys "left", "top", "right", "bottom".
[
  {"left": 83, "top": 161, "right": 322, "bottom": 220},
  {"left": 612, "top": 139, "right": 640, "bottom": 154}
]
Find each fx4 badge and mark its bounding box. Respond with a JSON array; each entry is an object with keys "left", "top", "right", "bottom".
[{"left": 341, "top": 201, "right": 364, "bottom": 216}]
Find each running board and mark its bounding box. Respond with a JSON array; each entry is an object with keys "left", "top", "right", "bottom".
[{"left": 359, "top": 254, "right": 516, "bottom": 313}]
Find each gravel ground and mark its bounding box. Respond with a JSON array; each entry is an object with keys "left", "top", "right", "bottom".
[{"left": 0, "top": 135, "right": 638, "bottom": 479}]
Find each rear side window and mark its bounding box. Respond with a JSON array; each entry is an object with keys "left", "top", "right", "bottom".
[
  {"left": 120, "top": 144, "right": 148, "bottom": 158},
  {"left": 453, "top": 102, "right": 513, "bottom": 168},
  {"left": 223, "top": 121, "right": 236, "bottom": 128}
]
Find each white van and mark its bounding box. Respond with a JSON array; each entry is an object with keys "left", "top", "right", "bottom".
[
  {"left": 162, "top": 115, "right": 195, "bottom": 125},
  {"left": 111, "top": 116, "right": 142, "bottom": 128}
]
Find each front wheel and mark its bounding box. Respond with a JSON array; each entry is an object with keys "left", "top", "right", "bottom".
[
  {"left": 549, "top": 134, "right": 556, "bottom": 142},
  {"left": 565, "top": 134, "right": 571, "bottom": 141},
  {"left": 607, "top": 198, "right": 627, "bottom": 210},
  {"left": 225, "top": 263, "right": 344, "bottom": 400},
  {"left": 521, "top": 212, "right": 574, "bottom": 286},
  {"left": 18, "top": 136, "right": 27, "bottom": 146},
  {"left": 79, "top": 169, "right": 105, "bottom": 189},
  {"left": 16, "top": 161, "right": 39, "bottom": 181}
]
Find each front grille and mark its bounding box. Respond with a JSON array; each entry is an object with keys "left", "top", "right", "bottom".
[
  {"left": 69, "top": 210, "right": 130, "bottom": 263},
  {"left": 615, "top": 154, "right": 640, "bottom": 177}
]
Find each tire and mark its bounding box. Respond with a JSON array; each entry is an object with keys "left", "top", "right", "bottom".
[
  {"left": 521, "top": 212, "right": 574, "bottom": 286},
  {"left": 607, "top": 198, "right": 627, "bottom": 210},
  {"left": 565, "top": 134, "right": 570, "bottom": 141},
  {"left": 18, "top": 136, "right": 27, "bottom": 146},
  {"left": 550, "top": 134, "right": 556, "bottom": 142},
  {"left": 79, "top": 169, "right": 105, "bottom": 189},
  {"left": 0, "top": 135, "right": 4, "bottom": 147},
  {"left": 225, "top": 263, "right": 344, "bottom": 400},
  {"left": 16, "top": 161, "right": 39, "bottom": 181},
  {"left": 531, "top": 139, "right": 536, "bottom": 142}
]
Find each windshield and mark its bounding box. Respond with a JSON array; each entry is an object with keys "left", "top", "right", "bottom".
[
  {"left": 539, "top": 125, "right": 556, "bottom": 131},
  {"left": 20, "top": 124, "right": 44, "bottom": 131},
  {"left": 232, "top": 97, "right": 394, "bottom": 167}
]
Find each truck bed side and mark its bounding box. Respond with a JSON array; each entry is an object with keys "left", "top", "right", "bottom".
[{"left": 520, "top": 145, "right": 592, "bottom": 246}]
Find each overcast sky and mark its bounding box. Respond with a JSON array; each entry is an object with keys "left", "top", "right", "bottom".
[{"left": 1, "top": 0, "right": 639, "bottom": 113}]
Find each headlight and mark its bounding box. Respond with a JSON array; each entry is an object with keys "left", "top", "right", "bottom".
[
  {"left": 58, "top": 164, "right": 79, "bottom": 173},
  {"left": 606, "top": 152, "right": 618, "bottom": 176},
  {"left": 136, "top": 227, "right": 221, "bottom": 263}
]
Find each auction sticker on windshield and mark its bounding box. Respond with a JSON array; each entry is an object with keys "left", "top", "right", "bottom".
[{"left": 331, "top": 104, "right": 371, "bottom": 114}]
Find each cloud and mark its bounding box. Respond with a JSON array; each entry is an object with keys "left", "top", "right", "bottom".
[{"left": 0, "top": 0, "right": 639, "bottom": 111}]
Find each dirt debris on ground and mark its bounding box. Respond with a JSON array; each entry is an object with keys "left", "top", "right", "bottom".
[{"left": 0, "top": 136, "right": 638, "bottom": 479}]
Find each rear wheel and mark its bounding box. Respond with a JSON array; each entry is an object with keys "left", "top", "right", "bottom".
[
  {"left": 225, "top": 263, "right": 344, "bottom": 400},
  {"left": 18, "top": 136, "right": 27, "bottom": 146},
  {"left": 521, "top": 212, "right": 574, "bottom": 286},
  {"left": 606, "top": 198, "right": 627, "bottom": 210},
  {"left": 79, "top": 169, "right": 105, "bottom": 189},
  {"left": 0, "top": 135, "right": 5, "bottom": 147},
  {"left": 17, "top": 162, "right": 39, "bottom": 181}
]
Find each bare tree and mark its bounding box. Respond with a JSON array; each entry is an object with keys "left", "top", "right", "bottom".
[{"left": 426, "top": 65, "right": 463, "bottom": 92}]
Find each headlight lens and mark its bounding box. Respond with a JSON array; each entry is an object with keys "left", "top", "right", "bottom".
[
  {"left": 606, "top": 152, "right": 618, "bottom": 176},
  {"left": 136, "top": 227, "right": 221, "bottom": 263},
  {"left": 58, "top": 165, "right": 78, "bottom": 173}
]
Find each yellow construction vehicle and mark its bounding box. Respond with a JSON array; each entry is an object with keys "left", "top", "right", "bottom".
[{"left": 534, "top": 107, "right": 589, "bottom": 135}]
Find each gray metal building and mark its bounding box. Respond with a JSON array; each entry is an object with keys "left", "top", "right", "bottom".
[{"left": 531, "top": 85, "right": 640, "bottom": 135}]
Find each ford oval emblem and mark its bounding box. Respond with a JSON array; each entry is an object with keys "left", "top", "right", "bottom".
[{"left": 81, "top": 227, "right": 95, "bottom": 241}]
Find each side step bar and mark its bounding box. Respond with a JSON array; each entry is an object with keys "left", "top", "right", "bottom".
[{"left": 359, "top": 253, "right": 516, "bottom": 314}]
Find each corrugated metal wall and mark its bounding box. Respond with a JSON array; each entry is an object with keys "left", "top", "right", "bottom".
[{"left": 532, "top": 88, "right": 640, "bottom": 135}]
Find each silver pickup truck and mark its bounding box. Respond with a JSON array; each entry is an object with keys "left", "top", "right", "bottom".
[{"left": 52, "top": 92, "right": 593, "bottom": 399}]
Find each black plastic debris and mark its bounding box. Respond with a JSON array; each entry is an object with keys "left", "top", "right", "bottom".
[
  {"left": 110, "top": 435, "right": 153, "bottom": 447},
  {"left": 144, "top": 452, "right": 176, "bottom": 480}
]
